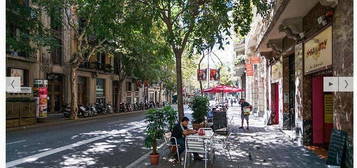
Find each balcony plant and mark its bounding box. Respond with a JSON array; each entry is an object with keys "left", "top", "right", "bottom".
[
  {"left": 144, "top": 108, "right": 166, "bottom": 165},
  {"left": 190, "top": 95, "right": 209, "bottom": 130}
]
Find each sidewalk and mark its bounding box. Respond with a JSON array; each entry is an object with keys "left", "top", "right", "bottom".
[{"left": 132, "top": 104, "right": 327, "bottom": 168}]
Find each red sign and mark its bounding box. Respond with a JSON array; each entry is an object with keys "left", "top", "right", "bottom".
[
  {"left": 250, "top": 56, "right": 261, "bottom": 64},
  {"left": 245, "top": 64, "right": 253, "bottom": 76},
  {"left": 209, "top": 69, "right": 220, "bottom": 80},
  {"left": 197, "top": 69, "right": 207, "bottom": 81}
]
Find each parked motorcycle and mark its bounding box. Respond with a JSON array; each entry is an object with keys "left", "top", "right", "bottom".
[
  {"left": 78, "top": 105, "right": 90, "bottom": 118},
  {"left": 106, "top": 103, "right": 114, "bottom": 114},
  {"left": 63, "top": 104, "right": 71, "bottom": 118}
]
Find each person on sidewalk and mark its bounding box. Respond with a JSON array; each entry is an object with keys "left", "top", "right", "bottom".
[
  {"left": 239, "top": 98, "right": 252, "bottom": 130},
  {"left": 230, "top": 99, "right": 234, "bottom": 107},
  {"left": 171, "top": 117, "right": 203, "bottom": 161}
]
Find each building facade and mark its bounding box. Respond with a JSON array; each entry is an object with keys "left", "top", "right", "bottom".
[{"left": 241, "top": 0, "right": 353, "bottom": 166}]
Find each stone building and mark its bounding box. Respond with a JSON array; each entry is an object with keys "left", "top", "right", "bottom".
[
  {"left": 244, "top": 0, "right": 353, "bottom": 164},
  {"left": 6, "top": 1, "right": 167, "bottom": 117}
]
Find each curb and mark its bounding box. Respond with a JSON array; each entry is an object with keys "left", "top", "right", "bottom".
[{"left": 7, "top": 110, "right": 147, "bottom": 132}]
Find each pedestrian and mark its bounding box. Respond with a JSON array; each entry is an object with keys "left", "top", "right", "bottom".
[
  {"left": 230, "top": 99, "right": 233, "bottom": 107},
  {"left": 171, "top": 117, "right": 203, "bottom": 162},
  {"left": 239, "top": 98, "right": 252, "bottom": 130}
]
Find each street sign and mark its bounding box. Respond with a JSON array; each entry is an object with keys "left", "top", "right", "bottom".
[
  {"left": 338, "top": 77, "right": 353, "bottom": 92},
  {"left": 324, "top": 77, "right": 338, "bottom": 92},
  {"left": 19, "top": 87, "right": 32, "bottom": 93},
  {"left": 6, "top": 77, "right": 21, "bottom": 93}
]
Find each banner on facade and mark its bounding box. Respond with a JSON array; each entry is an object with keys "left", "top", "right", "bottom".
[
  {"left": 197, "top": 69, "right": 207, "bottom": 81},
  {"left": 250, "top": 56, "right": 261, "bottom": 64},
  {"left": 304, "top": 26, "right": 332, "bottom": 74},
  {"left": 209, "top": 69, "right": 220, "bottom": 80},
  {"left": 245, "top": 64, "right": 253, "bottom": 76}
]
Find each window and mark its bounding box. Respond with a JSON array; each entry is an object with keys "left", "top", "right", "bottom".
[
  {"left": 7, "top": 68, "right": 29, "bottom": 86},
  {"left": 96, "top": 79, "right": 105, "bottom": 102},
  {"left": 126, "top": 82, "right": 132, "bottom": 91},
  {"left": 50, "top": 8, "right": 63, "bottom": 65}
]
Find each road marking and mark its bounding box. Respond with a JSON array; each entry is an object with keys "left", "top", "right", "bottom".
[
  {"left": 6, "top": 140, "right": 26, "bottom": 145},
  {"left": 6, "top": 125, "right": 145, "bottom": 168},
  {"left": 126, "top": 143, "right": 165, "bottom": 168}
]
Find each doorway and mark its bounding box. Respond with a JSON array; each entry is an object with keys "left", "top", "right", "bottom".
[
  {"left": 312, "top": 76, "right": 333, "bottom": 146},
  {"left": 77, "top": 77, "right": 88, "bottom": 105},
  {"left": 271, "top": 83, "right": 279, "bottom": 124},
  {"left": 47, "top": 74, "right": 64, "bottom": 113}
]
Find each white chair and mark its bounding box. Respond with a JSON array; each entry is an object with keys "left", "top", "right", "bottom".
[
  {"left": 163, "top": 132, "right": 180, "bottom": 162},
  {"left": 184, "top": 136, "right": 212, "bottom": 168}
]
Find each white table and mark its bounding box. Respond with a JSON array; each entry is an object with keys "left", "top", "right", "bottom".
[{"left": 187, "top": 130, "right": 214, "bottom": 139}]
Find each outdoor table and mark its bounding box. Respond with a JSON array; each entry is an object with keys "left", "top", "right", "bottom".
[{"left": 187, "top": 130, "right": 215, "bottom": 139}]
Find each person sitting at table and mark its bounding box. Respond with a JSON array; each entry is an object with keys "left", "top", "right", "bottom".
[{"left": 171, "top": 117, "right": 203, "bottom": 161}]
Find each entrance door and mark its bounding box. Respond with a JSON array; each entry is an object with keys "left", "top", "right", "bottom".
[
  {"left": 77, "top": 77, "right": 88, "bottom": 105},
  {"left": 48, "top": 74, "right": 64, "bottom": 113},
  {"left": 312, "top": 76, "right": 324, "bottom": 144},
  {"left": 271, "top": 83, "right": 279, "bottom": 124},
  {"left": 112, "top": 81, "right": 119, "bottom": 111}
]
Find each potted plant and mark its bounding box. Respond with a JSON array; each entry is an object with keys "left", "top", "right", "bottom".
[
  {"left": 162, "top": 106, "right": 178, "bottom": 152},
  {"left": 144, "top": 108, "right": 166, "bottom": 165},
  {"left": 191, "top": 96, "right": 209, "bottom": 130}
]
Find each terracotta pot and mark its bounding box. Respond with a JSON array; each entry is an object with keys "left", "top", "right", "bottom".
[{"left": 150, "top": 153, "right": 160, "bottom": 165}]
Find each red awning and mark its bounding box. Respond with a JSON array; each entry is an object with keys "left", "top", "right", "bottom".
[{"left": 202, "top": 85, "right": 244, "bottom": 93}]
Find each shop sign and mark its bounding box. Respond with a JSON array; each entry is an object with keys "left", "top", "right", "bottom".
[
  {"left": 271, "top": 61, "right": 282, "bottom": 81},
  {"left": 197, "top": 69, "right": 207, "bottom": 81},
  {"left": 324, "top": 94, "right": 333, "bottom": 123},
  {"left": 250, "top": 56, "right": 261, "bottom": 64},
  {"left": 37, "top": 87, "right": 48, "bottom": 118},
  {"left": 304, "top": 26, "right": 332, "bottom": 74},
  {"left": 245, "top": 64, "right": 253, "bottom": 76},
  {"left": 209, "top": 69, "right": 220, "bottom": 80}
]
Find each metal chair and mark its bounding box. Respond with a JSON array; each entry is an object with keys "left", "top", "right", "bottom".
[
  {"left": 163, "top": 132, "right": 180, "bottom": 162},
  {"left": 184, "top": 136, "right": 211, "bottom": 168}
]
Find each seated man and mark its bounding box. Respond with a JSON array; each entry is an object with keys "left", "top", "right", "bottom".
[{"left": 171, "top": 117, "right": 202, "bottom": 161}]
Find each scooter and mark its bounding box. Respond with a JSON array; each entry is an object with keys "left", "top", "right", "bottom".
[
  {"left": 106, "top": 103, "right": 114, "bottom": 114},
  {"left": 78, "top": 105, "right": 90, "bottom": 118},
  {"left": 63, "top": 104, "right": 71, "bottom": 118}
]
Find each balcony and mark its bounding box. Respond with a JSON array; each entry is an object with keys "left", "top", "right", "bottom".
[{"left": 79, "top": 62, "right": 114, "bottom": 74}]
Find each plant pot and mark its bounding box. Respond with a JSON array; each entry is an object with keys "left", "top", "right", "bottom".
[{"left": 149, "top": 153, "right": 160, "bottom": 165}]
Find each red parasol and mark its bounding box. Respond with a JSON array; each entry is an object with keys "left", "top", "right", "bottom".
[{"left": 202, "top": 85, "right": 244, "bottom": 93}]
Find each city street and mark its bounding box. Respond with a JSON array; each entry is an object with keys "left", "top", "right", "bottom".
[{"left": 7, "top": 112, "right": 149, "bottom": 168}]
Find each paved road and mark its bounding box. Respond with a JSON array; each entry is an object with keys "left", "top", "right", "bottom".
[
  {"left": 6, "top": 105, "right": 194, "bottom": 168},
  {"left": 7, "top": 112, "right": 150, "bottom": 168}
]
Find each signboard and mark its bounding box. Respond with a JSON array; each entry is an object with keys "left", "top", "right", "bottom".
[
  {"left": 11, "top": 68, "right": 24, "bottom": 86},
  {"left": 245, "top": 64, "right": 253, "bottom": 76},
  {"left": 271, "top": 61, "right": 282, "bottom": 81},
  {"left": 197, "top": 69, "right": 207, "bottom": 81},
  {"left": 209, "top": 69, "right": 220, "bottom": 80},
  {"left": 19, "top": 87, "right": 32, "bottom": 93},
  {"left": 37, "top": 87, "right": 48, "bottom": 118},
  {"left": 327, "top": 129, "right": 347, "bottom": 166},
  {"left": 250, "top": 56, "right": 261, "bottom": 64},
  {"left": 304, "top": 26, "right": 332, "bottom": 74},
  {"left": 324, "top": 94, "right": 333, "bottom": 123}
]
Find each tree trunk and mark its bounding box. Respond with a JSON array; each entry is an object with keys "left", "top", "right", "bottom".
[
  {"left": 152, "top": 139, "right": 157, "bottom": 154},
  {"left": 159, "top": 82, "right": 162, "bottom": 104},
  {"left": 198, "top": 52, "right": 205, "bottom": 96},
  {"left": 175, "top": 51, "right": 184, "bottom": 120},
  {"left": 116, "top": 79, "right": 125, "bottom": 111},
  {"left": 70, "top": 66, "right": 79, "bottom": 120}
]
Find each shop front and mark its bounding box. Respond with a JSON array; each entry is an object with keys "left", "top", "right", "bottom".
[
  {"left": 304, "top": 25, "right": 333, "bottom": 147},
  {"left": 47, "top": 73, "right": 64, "bottom": 113}
]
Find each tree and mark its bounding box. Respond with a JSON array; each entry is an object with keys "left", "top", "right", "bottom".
[
  {"left": 38, "top": 0, "right": 126, "bottom": 119},
  {"left": 137, "top": 0, "right": 270, "bottom": 120}
]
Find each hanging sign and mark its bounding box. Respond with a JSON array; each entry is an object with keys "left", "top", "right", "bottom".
[
  {"left": 245, "top": 64, "right": 253, "bottom": 76},
  {"left": 197, "top": 69, "right": 207, "bottom": 81},
  {"left": 209, "top": 69, "right": 220, "bottom": 80},
  {"left": 304, "top": 26, "right": 332, "bottom": 74}
]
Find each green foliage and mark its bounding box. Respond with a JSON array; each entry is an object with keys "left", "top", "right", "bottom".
[
  {"left": 191, "top": 96, "right": 209, "bottom": 123},
  {"left": 220, "top": 66, "right": 234, "bottom": 86},
  {"left": 145, "top": 106, "right": 178, "bottom": 154}
]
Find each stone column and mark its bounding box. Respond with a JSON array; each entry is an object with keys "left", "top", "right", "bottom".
[{"left": 294, "top": 43, "right": 304, "bottom": 145}]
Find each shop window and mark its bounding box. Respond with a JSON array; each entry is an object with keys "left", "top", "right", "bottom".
[
  {"left": 7, "top": 68, "right": 29, "bottom": 86},
  {"left": 96, "top": 78, "right": 105, "bottom": 102}
]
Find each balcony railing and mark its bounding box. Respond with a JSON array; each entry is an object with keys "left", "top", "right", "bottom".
[{"left": 79, "top": 62, "right": 114, "bottom": 73}]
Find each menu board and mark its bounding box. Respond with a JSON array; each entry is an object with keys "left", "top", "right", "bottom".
[{"left": 324, "top": 94, "right": 333, "bottom": 123}]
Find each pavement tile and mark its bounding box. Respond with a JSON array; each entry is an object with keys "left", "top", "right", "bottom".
[{"left": 133, "top": 104, "right": 327, "bottom": 168}]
